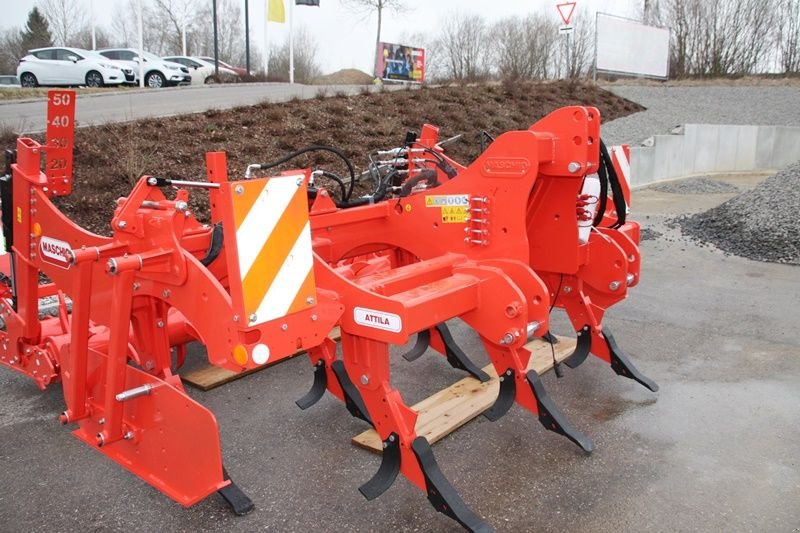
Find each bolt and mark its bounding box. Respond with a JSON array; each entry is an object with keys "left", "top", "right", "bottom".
[
  {"left": 118, "top": 221, "right": 127, "bottom": 229},
  {"left": 563, "top": 286, "right": 572, "bottom": 294},
  {"left": 628, "top": 254, "right": 635, "bottom": 262},
  {"left": 249, "top": 313, "right": 258, "bottom": 323},
  {"left": 147, "top": 177, "right": 158, "bottom": 186},
  {"left": 156, "top": 320, "right": 165, "bottom": 328},
  {"left": 162, "top": 289, "right": 170, "bottom": 298},
  {"left": 281, "top": 323, "right": 288, "bottom": 331},
  {"left": 98, "top": 418, "right": 105, "bottom": 425},
  {"left": 306, "top": 297, "right": 315, "bottom": 305},
  {"left": 96, "top": 433, "right": 105, "bottom": 447},
  {"left": 175, "top": 201, "right": 188, "bottom": 212},
  {"left": 626, "top": 273, "right": 635, "bottom": 286},
  {"left": 320, "top": 190, "right": 328, "bottom": 197},
  {"left": 609, "top": 281, "right": 621, "bottom": 291},
  {"left": 132, "top": 282, "right": 140, "bottom": 291},
  {"left": 123, "top": 431, "right": 134, "bottom": 440},
  {"left": 295, "top": 177, "right": 303, "bottom": 186},
  {"left": 388, "top": 434, "right": 396, "bottom": 442},
  {"left": 360, "top": 374, "right": 369, "bottom": 385},
  {"left": 567, "top": 161, "right": 582, "bottom": 173},
  {"left": 311, "top": 314, "right": 318, "bottom": 321},
  {"left": 500, "top": 333, "right": 515, "bottom": 345},
  {"left": 235, "top": 185, "right": 244, "bottom": 195},
  {"left": 233, "top": 315, "right": 239, "bottom": 322}
]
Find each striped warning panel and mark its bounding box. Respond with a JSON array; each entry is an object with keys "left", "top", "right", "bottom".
[
  {"left": 230, "top": 175, "right": 316, "bottom": 326},
  {"left": 610, "top": 144, "right": 632, "bottom": 208}
]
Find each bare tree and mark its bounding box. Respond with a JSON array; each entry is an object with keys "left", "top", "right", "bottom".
[
  {"left": 490, "top": 13, "right": 558, "bottom": 79},
  {"left": 0, "top": 29, "right": 25, "bottom": 74},
  {"left": 267, "top": 27, "right": 321, "bottom": 82},
  {"left": 38, "top": 0, "right": 87, "bottom": 46},
  {"left": 777, "top": 0, "right": 800, "bottom": 73},
  {"left": 342, "top": 0, "right": 408, "bottom": 74},
  {"left": 152, "top": 0, "right": 200, "bottom": 54},
  {"left": 437, "top": 13, "right": 489, "bottom": 81},
  {"left": 664, "top": 0, "right": 778, "bottom": 77}
]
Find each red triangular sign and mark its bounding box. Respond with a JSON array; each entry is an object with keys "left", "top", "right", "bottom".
[{"left": 557, "top": 2, "right": 576, "bottom": 25}]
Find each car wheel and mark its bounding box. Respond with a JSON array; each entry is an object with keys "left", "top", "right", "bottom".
[
  {"left": 85, "top": 70, "right": 104, "bottom": 88},
  {"left": 145, "top": 71, "right": 165, "bottom": 88},
  {"left": 20, "top": 72, "right": 38, "bottom": 87},
  {"left": 204, "top": 75, "right": 218, "bottom": 84}
]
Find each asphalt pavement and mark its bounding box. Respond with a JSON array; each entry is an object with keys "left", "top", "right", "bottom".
[
  {"left": 0, "top": 172, "right": 797, "bottom": 532},
  {"left": 0, "top": 83, "right": 392, "bottom": 132}
]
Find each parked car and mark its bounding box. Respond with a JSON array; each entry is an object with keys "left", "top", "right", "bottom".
[
  {"left": 161, "top": 56, "right": 237, "bottom": 84},
  {"left": 197, "top": 56, "right": 249, "bottom": 77},
  {"left": 16, "top": 47, "right": 134, "bottom": 88},
  {"left": 97, "top": 48, "right": 191, "bottom": 88},
  {"left": 0, "top": 75, "right": 20, "bottom": 88}
]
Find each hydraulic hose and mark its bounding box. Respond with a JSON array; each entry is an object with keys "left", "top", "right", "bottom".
[{"left": 257, "top": 145, "right": 357, "bottom": 201}]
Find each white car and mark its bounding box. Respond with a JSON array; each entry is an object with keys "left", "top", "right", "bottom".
[
  {"left": 162, "top": 56, "right": 237, "bottom": 84},
  {"left": 97, "top": 48, "right": 191, "bottom": 88},
  {"left": 16, "top": 47, "right": 133, "bottom": 88}
]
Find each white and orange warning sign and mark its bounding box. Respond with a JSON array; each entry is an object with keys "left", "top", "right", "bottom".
[{"left": 224, "top": 174, "right": 316, "bottom": 326}]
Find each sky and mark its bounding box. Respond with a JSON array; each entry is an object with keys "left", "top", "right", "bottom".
[{"left": 4, "top": 0, "right": 640, "bottom": 74}]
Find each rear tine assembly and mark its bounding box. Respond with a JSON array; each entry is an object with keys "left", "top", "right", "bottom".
[
  {"left": 359, "top": 432, "right": 401, "bottom": 500},
  {"left": 219, "top": 466, "right": 255, "bottom": 516},
  {"left": 411, "top": 437, "right": 494, "bottom": 533},
  {"left": 483, "top": 368, "right": 516, "bottom": 422},
  {"left": 295, "top": 360, "right": 327, "bottom": 410},
  {"left": 563, "top": 325, "right": 592, "bottom": 369},
  {"left": 603, "top": 329, "right": 659, "bottom": 392},
  {"left": 434, "top": 323, "right": 491, "bottom": 383},
  {"left": 402, "top": 329, "right": 431, "bottom": 361},
  {"left": 526, "top": 370, "right": 594, "bottom": 453},
  {"left": 331, "top": 360, "right": 374, "bottom": 426}
]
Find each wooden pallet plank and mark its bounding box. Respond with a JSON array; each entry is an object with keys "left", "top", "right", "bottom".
[
  {"left": 181, "top": 327, "right": 340, "bottom": 391},
  {"left": 352, "top": 335, "right": 576, "bottom": 453}
]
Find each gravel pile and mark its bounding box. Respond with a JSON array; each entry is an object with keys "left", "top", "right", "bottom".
[
  {"left": 675, "top": 162, "right": 800, "bottom": 264},
  {"left": 640, "top": 228, "right": 663, "bottom": 241},
  {"left": 602, "top": 86, "right": 800, "bottom": 144},
  {"left": 652, "top": 177, "right": 739, "bottom": 194}
]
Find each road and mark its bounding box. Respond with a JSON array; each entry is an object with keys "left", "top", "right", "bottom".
[{"left": 0, "top": 83, "right": 391, "bottom": 132}]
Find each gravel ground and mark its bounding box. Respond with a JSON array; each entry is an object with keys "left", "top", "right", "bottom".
[
  {"left": 673, "top": 162, "right": 800, "bottom": 264},
  {"left": 651, "top": 177, "right": 740, "bottom": 194},
  {"left": 639, "top": 227, "right": 664, "bottom": 241},
  {"left": 601, "top": 85, "right": 800, "bottom": 144}
]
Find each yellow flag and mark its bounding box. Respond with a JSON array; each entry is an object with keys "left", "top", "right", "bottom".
[{"left": 267, "top": 0, "right": 285, "bottom": 23}]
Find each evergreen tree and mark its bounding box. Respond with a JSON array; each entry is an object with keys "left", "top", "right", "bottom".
[{"left": 20, "top": 7, "right": 53, "bottom": 52}]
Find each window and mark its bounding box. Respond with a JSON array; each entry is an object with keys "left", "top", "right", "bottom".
[
  {"left": 55, "top": 49, "right": 82, "bottom": 61},
  {"left": 119, "top": 51, "right": 138, "bottom": 61},
  {"left": 100, "top": 50, "right": 118, "bottom": 60},
  {"left": 33, "top": 49, "right": 56, "bottom": 60}
]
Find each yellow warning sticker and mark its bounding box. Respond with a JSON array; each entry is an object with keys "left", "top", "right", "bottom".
[
  {"left": 425, "top": 194, "right": 469, "bottom": 224},
  {"left": 441, "top": 206, "right": 468, "bottom": 223}
]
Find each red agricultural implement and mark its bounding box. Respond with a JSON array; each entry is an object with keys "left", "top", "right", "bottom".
[{"left": 0, "top": 90, "right": 657, "bottom": 531}]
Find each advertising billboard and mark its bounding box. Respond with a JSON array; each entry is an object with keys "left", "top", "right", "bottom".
[
  {"left": 595, "top": 13, "right": 670, "bottom": 79},
  {"left": 376, "top": 42, "right": 425, "bottom": 83}
]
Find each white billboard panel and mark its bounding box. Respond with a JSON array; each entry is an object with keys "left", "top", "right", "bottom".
[{"left": 596, "top": 13, "right": 670, "bottom": 79}]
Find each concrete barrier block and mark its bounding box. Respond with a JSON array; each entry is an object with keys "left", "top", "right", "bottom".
[
  {"left": 652, "top": 134, "right": 680, "bottom": 181},
  {"left": 755, "top": 126, "right": 777, "bottom": 169},
  {"left": 734, "top": 126, "right": 759, "bottom": 171},
  {"left": 715, "top": 126, "right": 739, "bottom": 171},
  {"left": 771, "top": 127, "right": 800, "bottom": 168},
  {"left": 693, "top": 125, "right": 720, "bottom": 173},
  {"left": 681, "top": 125, "right": 698, "bottom": 175},
  {"left": 630, "top": 146, "right": 655, "bottom": 187}
]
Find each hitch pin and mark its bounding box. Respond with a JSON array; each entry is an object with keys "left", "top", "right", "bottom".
[{"left": 115, "top": 384, "right": 153, "bottom": 402}]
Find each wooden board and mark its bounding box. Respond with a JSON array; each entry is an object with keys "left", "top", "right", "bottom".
[
  {"left": 181, "top": 327, "right": 340, "bottom": 391},
  {"left": 352, "top": 335, "right": 577, "bottom": 453}
]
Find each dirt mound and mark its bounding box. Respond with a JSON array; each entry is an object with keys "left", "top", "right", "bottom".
[
  {"left": 675, "top": 162, "right": 800, "bottom": 264},
  {"left": 311, "top": 69, "right": 375, "bottom": 85},
  {"left": 17, "top": 80, "right": 643, "bottom": 234}
]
